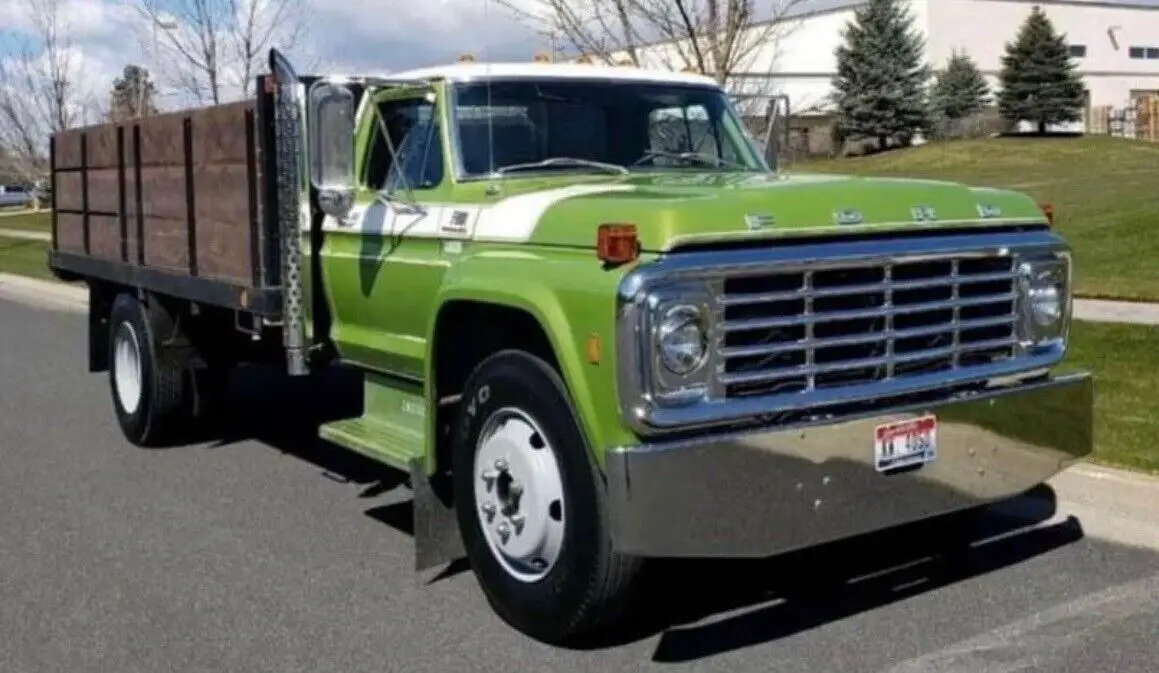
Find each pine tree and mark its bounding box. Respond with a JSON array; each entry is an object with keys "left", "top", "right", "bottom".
[
  {"left": 831, "top": 0, "right": 931, "bottom": 151},
  {"left": 997, "top": 5, "right": 1086, "bottom": 133},
  {"left": 933, "top": 50, "right": 990, "bottom": 120},
  {"left": 107, "top": 65, "right": 159, "bottom": 122}
]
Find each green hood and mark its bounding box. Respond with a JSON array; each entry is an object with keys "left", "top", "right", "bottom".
[{"left": 524, "top": 171, "right": 1049, "bottom": 251}]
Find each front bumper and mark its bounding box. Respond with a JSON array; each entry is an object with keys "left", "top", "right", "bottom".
[{"left": 605, "top": 371, "right": 1093, "bottom": 558}]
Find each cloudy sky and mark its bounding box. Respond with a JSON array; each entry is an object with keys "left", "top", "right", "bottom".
[{"left": 0, "top": 0, "right": 553, "bottom": 115}]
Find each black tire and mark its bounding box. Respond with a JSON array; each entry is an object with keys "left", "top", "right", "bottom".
[
  {"left": 451, "top": 349, "right": 641, "bottom": 646},
  {"left": 107, "top": 293, "right": 187, "bottom": 447}
]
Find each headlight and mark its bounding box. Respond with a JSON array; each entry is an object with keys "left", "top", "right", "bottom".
[
  {"left": 1016, "top": 252, "right": 1070, "bottom": 350},
  {"left": 657, "top": 304, "right": 708, "bottom": 374}
]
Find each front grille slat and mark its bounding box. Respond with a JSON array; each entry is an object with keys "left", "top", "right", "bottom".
[
  {"left": 718, "top": 336, "right": 1019, "bottom": 387},
  {"left": 718, "top": 253, "right": 1019, "bottom": 399},
  {"left": 720, "top": 269, "right": 1018, "bottom": 306},
  {"left": 723, "top": 293, "right": 1016, "bottom": 332},
  {"left": 718, "top": 313, "right": 1017, "bottom": 359}
]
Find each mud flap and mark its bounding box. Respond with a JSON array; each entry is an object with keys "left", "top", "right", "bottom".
[{"left": 410, "top": 459, "right": 465, "bottom": 572}]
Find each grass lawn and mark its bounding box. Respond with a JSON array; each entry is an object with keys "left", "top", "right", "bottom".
[
  {"left": 0, "top": 210, "right": 50, "bottom": 232},
  {"left": 791, "top": 135, "right": 1159, "bottom": 302},
  {"left": 0, "top": 235, "right": 56, "bottom": 281},
  {"left": 1063, "top": 320, "right": 1159, "bottom": 474}
]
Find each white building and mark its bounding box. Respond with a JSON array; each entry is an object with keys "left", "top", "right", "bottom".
[{"left": 603, "top": 0, "right": 1159, "bottom": 145}]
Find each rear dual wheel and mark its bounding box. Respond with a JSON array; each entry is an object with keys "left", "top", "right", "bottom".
[
  {"left": 107, "top": 293, "right": 227, "bottom": 446},
  {"left": 452, "top": 350, "right": 641, "bottom": 646}
]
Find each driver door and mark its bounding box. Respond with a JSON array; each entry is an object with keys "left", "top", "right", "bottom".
[{"left": 319, "top": 86, "right": 453, "bottom": 380}]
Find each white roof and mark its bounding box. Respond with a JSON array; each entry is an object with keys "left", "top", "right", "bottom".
[{"left": 389, "top": 62, "right": 722, "bottom": 88}]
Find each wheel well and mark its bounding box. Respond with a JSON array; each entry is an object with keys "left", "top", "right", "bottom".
[{"left": 431, "top": 300, "right": 562, "bottom": 473}]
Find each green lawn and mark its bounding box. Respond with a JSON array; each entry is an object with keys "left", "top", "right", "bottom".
[
  {"left": 0, "top": 235, "right": 55, "bottom": 281},
  {"left": 0, "top": 210, "right": 50, "bottom": 232},
  {"left": 1064, "top": 320, "right": 1159, "bottom": 474},
  {"left": 791, "top": 135, "right": 1159, "bottom": 301}
]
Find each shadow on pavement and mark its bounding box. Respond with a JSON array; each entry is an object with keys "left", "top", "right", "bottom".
[
  {"left": 635, "top": 491, "right": 1082, "bottom": 662},
  {"left": 195, "top": 363, "right": 1086, "bottom": 656}
]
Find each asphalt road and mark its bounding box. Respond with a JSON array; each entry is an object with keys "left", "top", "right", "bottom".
[{"left": 3, "top": 298, "right": 1158, "bottom": 673}]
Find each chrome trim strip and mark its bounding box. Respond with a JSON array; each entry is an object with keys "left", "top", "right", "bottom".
[{"left": 615, "top": 229, "right": 1070, "bottom": 436}]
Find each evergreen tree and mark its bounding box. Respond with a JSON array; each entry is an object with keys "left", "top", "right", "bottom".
[
  {"left": 997, "top": 5, "right": 1086, "bottom": 133},
  {"left": 933, "top": 50, "right": 990, "bottom": 120},
  {"left": 107, "top": 65, "right": 159, "bottom": 122},
  {"left": 831, "top": 0, "right": 931, "bottom": 151}
]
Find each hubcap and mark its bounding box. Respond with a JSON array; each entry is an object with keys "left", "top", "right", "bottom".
[
  {"left": 473, "top": 407, "right": 565, "bottom": 583},
  {"left": 113, "top": 322, "right": 143, "bottom": 415}
]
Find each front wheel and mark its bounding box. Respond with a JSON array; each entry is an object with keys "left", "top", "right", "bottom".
[{"left": 452, "top": 350, "right": 641, "bottom": 646}]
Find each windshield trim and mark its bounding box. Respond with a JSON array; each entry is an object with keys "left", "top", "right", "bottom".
[{"left": 443, "top": 76, "right": 770, "bottom": 183}]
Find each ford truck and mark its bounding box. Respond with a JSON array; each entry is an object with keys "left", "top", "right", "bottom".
[{"left": 47, "top": 49, "right": 1093, "bottom": 645}]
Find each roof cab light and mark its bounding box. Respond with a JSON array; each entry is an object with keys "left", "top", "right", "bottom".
[{"left": 597, "top": 223, "right": 639, "bottom": 265}]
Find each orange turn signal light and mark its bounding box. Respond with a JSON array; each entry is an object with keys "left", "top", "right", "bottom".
[
  {"left": 1040, "top": 202, "right": 1054, "bottom": 226},
  {"left": 597, "top": 223, "right": 639, "bottom": 265}
]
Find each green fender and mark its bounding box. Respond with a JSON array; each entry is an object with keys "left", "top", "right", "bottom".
[{"left": 423, "top": 247, "right": 643, "bottom": 471}]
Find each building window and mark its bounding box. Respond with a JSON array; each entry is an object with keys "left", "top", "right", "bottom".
[
  {"left": 1149, "top": 48, "right": 1159, "bottom": 59},
  {"left": 1129, "top": 46, "right": 1145, "bottom": 58},
  {"left": 1068, "top": 44, "right": 1086, "bottom": 57}
]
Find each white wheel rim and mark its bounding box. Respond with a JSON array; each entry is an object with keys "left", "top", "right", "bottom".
[
  {"left": 113, "top": 322, "right": 143, "bottom": 415},
  {"left": 473, "top": 407, "right": 566, "bottom": 583}
]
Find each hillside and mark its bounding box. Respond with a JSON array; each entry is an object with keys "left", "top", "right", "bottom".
[{"left": 790, "top": 136, "right": 1159, "bottom": 300}]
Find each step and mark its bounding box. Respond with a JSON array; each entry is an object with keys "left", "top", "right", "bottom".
[
  {"left": 319, "top": 415, "right": 424, "bottom": 472},
  {"left": 318, "top": 372, "right": 428, "bottom": 472}
]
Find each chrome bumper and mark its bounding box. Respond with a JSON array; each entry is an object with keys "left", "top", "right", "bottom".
[{"left": 605, "top": 372, "right": 1093, "bottom": 558}]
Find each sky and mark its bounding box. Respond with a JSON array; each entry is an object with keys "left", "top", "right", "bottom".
[
  {"left": 0, "top": 0, "right": 552, "bottom": 116},
  {"left": 4, "top": 0, "right": 1159, "bottom": 117}
]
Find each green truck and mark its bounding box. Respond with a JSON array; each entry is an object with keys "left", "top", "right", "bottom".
[{"left": 48, "top": 49, "right": 1093, "bottom": 644}]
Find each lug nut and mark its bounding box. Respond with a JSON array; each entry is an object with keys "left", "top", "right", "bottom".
[
  {"left": 510, "top": 514, "right": 525, "bottom": 534},
  {"left": 481, "top": 502, "right": 496, "bottom": 521},
  {"left": 497, "top": 521, "right": 511, "bottom": 543},
  {"left": 494, "top": 458, "right": 509, "bottom": 472}
]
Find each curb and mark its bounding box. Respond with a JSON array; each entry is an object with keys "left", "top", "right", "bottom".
[
  {"left": 0, "top": 229, "right": 50, "bottom": 242},
  {"left": 0, "top": 272, "right": 85, "bottom": 313}
]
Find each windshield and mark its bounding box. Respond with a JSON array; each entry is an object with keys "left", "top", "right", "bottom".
[{"left": 449, "top": 78, "right": 767, "bottom": 178}]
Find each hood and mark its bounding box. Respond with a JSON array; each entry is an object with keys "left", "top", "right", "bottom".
[{"left": 518, "top": 171, "right": 1050, "bottom": 251}]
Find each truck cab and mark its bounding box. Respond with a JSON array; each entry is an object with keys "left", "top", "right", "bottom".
[{"left": 50, "top": 50, "right": 1093, "bottom": 647}]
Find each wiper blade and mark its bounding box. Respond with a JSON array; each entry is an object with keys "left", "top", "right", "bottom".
[
  {"left": 631, "top": 150, "right": 748, "bottom": 170},
  {"left": 489, "top": 156, "right": 629, "bottom": 177}
]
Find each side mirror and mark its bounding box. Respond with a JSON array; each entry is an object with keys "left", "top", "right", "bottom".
[{"left": 306, "top": 80, "right": 357, "bottom": 218}]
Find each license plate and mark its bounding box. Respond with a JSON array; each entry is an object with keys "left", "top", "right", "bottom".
[{"left": 874, "top": 415, "right": 937, "bottom": 472}]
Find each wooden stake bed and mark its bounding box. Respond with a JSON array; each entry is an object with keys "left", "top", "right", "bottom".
[{"left": 48, "top": 81, "right": 285, "bottom": 317}]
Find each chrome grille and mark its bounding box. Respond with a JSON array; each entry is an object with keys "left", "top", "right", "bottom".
[{"left": 718, "top": 254, "right": 1019, "bottom": 398}]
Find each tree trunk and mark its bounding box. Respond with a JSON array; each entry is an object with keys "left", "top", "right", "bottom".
[
  {"left": 878, "top": 135, "right": 888, "bottom": 152},
  {"left": 1037, "top": 119, "right": 1047, "bottom": 134}
]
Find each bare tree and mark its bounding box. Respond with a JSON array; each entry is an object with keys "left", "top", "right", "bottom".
[
  {"left": 134, "top": 0, "right": 314, "bottom": 105},
  {"left": 496, "top": 0, "right": 808, "bottom": 89},
  {"left": 0, "top": 0, "right": 96, "bottom": 183}
]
